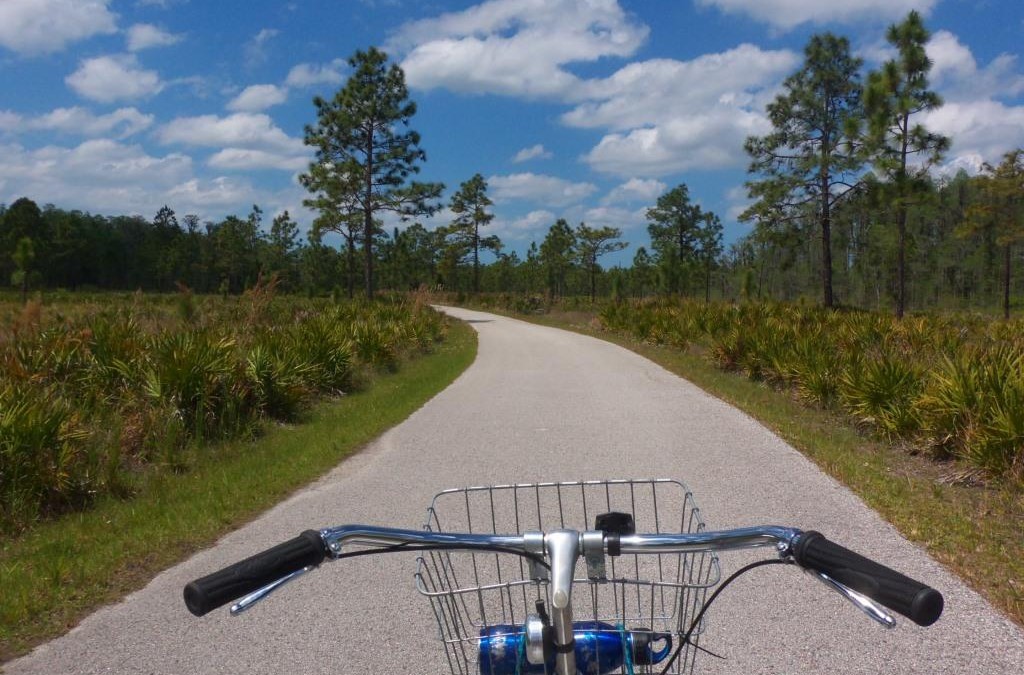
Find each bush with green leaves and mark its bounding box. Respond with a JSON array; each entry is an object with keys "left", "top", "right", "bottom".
[{"left": 0, "top": 292, "right": 448, "bottom": 533}]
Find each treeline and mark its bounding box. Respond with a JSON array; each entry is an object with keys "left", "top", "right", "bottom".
[
  {"left": 3, "top": 13, "right": 1022, "bottom": 316},
  {"left": 0, "top": 197, "right": 358, "bottom": 297}
]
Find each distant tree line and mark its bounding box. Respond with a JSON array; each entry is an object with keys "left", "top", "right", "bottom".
[{"left": 3, "top": 14, "right": 1023, "bottom": 317}]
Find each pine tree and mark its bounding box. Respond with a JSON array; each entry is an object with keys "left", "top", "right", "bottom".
[
  {"left": 574, "top": 223, "right": 627, "bottom": 302},
  {"left": 446, "top": 173, "right": 501, "bottom": 293},
  {"left": 301, "top": 47, "right": 443, "bottom": 299},
  {"left": 646, "top": 185, "right": 702, "bottom": 295},
  {"left": 864, "top": 11, "right": 949, "bottom": 318},
  {"left": 744, "top": 33, "right": 864, "bottom": 308}
]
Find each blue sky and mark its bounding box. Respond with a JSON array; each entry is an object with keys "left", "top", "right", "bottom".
[{"left": 1, "top": 0, "right": 1022, "bottom": 265}]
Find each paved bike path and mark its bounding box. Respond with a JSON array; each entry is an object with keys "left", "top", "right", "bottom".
[{"left": 7, "top": 307, "right": 1023, "bottom": 674}]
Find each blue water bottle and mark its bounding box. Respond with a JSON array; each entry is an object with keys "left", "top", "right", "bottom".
[{"left": 478, "top": 621, "right": 673, "bottom": 674}]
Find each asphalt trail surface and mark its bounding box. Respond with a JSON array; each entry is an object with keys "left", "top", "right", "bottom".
[{"left": 8, "top": 307, "right": 1023, "bottom": 674}]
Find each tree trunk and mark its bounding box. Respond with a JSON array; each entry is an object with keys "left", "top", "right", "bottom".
[
  {"left": 346, "top": 234, "right": 356, "bottom": 299},
  {"left": 364, "top": 127, "right": 375, "bottom": 300},
  {"left": 896, "top": 208, "right": 906, "bottom": 319},
  {"left": 895, "top": 112, "right": 910, "bottom": 320},
  {"left": 590, "top": 261, "right": 596, "bottom": 303},
  {"left": 705, "top": 257, "right": 711, "bottom": 304},
  {"left": 820, "top": 157, "right": 834, "bottom": 309},
  {"left": 1004, "top": 242, "right": 1012, "bottom": 321},
  {"left": 473, "top": 222, "right": 480, "bottom": 294},
  {"left": 363, "top": 207, "right": 373, "bottom": 300}
]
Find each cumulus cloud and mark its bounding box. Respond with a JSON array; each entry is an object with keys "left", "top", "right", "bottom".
[
  {"left": 66, "top": 54, "right": 164, "bottom": 103},
  {"left": 393, "top": 0, "right": 648, "bottom": 99},
  {"left": 512, "top": 144, "right": 552, "bottom": 163},
  {"left": 568, "top": 45, "right": 799, "bottom": 175},
  {"left": 927, "top": 31, "right": 1024, "bottom": 102},
  {"left": 602, "top": 178, "right": 666, "bottom": 205},
  {"left": 0, "top": 0, "right": 118, "bottom": 56},
  {"left": 578, "top": 205, "right": 646, "bottom": 232},
  {"left": 566, "top": 47, "right": 798, "bottom": 130},
  {"left": 694, "top": 0, "right": 937, "bottom": 31},
  {"left": 491, "top": 209, "right": 557, "bottom": 240},
  {"left": 0, "top": 139, "right": 192, "bottom": 213},
  {"left": 0, "top": 106, "right": 153, "bottom": 139},
  {"left": 126, "top": 23, "right": 183, "bottom": 51},
  {"left": 208, "top": 148, "right": 309, "bottom": 172},
  {"left": 165, "top": 177, "right": 258, "bottom": 209},
  {"left": 157, "top": 113, "right": 309, "bottom": 172},
  {"left": 244, "top": 28, "right": 279, "bottom": 67},
  {"left": 912, "top": 32, "right": 1024, "bottom": 168},
  {"left": 285, "top": 60, "right": 347, "bottom": 88},
  {"left": 392, "top": 2, "right": 798, "bottom": 178},
  {"left": 925, "top": 101, "right": 1024, "bottom": 165},
  {"left": 227, "top": 84, "right": 289, "bottom": 112},
  {"left": 489, "top": 173, "right": 597, "bottom": 207},
  {"left": 157, "top": 113, "right": 304, "bottom": 154}
]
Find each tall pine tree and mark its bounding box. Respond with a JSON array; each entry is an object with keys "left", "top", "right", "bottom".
[
  {"left": 864, "top": 11, "right": 949, "bottom": 318},
  {"left": 744, "top": 33, "right": 864, "bottom": 308},
  {"left": 301, "top": 47, "right": 443, "bottom": 298}
]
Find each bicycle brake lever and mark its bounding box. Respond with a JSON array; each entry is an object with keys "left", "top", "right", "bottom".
[
  {"left": 809, "top": 570, "right": 897, "bottom": 629},
  {"left": 229, "top": 565, "right": 315, "bottom": 616}
]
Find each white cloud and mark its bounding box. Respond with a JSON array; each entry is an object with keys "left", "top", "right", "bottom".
[
  {"left": 924, "top": 101, "right": 1024, "bottom": 165},
  {"left": 394, "top": 0, "right": 648, "bottom": 99},
  {"left": 208, "top": 148, "right": 309, "bottom": 172},
  {"left": 166, "top": 177, "right": 258, "bottom": 209},
  {"left": 568, "top": 45, "right": 799, "bottom": 176},
  {"left": 927, "top": 31, "right": 1024, "bottom": 102},
  {"left": 244, "top": 28, "right": 279, "bottom": 67},
  {"left": 512, "top": 144, "right": 552, "bottom": 163},
  {"left": 695, "top": 0, "right": 937, "bottom": 30},
  {"left": 227, "top": 84, "right": 289, "bottom": 112},
  {"left": 725, "top": 184, "right": 753, "bottom": 221},
  {"left": 913, "top": 32, "right": 1024, "bottom": 169},
  {"left": 565, "top": 47, "right": 798, "bottom": 130},
  {"left": 0, "top": 139, "right": 192, "bottom": 213},
  {"left": 933, "top": 153, "right": 986, "bottom": 179},
  {"left": 0, "top": 107, "right": 153, "bottom": 138},
  {"left": 126, "top": 23, "right": 183, "bottom": 51},
  {"left": 602, "top": 178, "right": 666, "bottom": 205},
  {"left": 66, "top": 54, "right": 164, "bottom": 103},
  {"left": 489, "top": 173, "right": 597, "bottom": 207},
  {"left": 156, "top": 113, "right": 304, "bottom": 155},
  {"left": 285, "top": 60, "right": 347, "bottom": 88},
  {"left": 0, "top": 0, "right": 117, "bottom": 56},
  {"left": 491, "top": 209, "right": 556, "bottom": 241},
  {"left": 0, "top": 111, "right": 21, "bottom": 132},
  {"left": 579, "top": 205, "right": 646, "bottom": 232}
]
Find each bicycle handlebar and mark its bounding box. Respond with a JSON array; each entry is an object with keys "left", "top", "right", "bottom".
[
  {"left": 184, "top": 530, "right": 326, "bottom": 617},
  {"left": 183, "top": 525, "right": 944, "bottom": 628},
  {"left": 792, "top": 531, "right": 943, "bottom": 626}
]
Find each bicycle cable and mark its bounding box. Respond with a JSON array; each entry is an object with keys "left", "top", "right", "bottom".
[
  {"left": 333, "top": 540, "right": 553, "bottom": 570},
  {"left": 657, "top": 558, "right": 792, "bottom": 675}
]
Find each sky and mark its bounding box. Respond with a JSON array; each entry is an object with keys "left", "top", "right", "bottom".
[{"left": 1, "top": 0, "right": 1022, "bottom": 266}]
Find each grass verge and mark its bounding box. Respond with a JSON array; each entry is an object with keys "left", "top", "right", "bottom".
[
  {"left": 487, "top": 307, "right": 1024, "bottom": 628},
  {"left": 0, "top": 319, "right": 477, "bottom": 662}
]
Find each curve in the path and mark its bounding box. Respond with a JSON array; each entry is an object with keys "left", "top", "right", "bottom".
[{"left": 7, "top": 307, "right": 1023, "bottom": 674}]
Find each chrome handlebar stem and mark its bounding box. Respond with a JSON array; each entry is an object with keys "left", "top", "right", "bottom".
[
  {"left": 236, "top": 525, "right": 889, "bottom": 675},
  {"left": 315, "top": 524, "right": 806, "bottom": 675}
]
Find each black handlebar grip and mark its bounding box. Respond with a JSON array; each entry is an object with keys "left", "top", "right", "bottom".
[
  {"left": 183, "top": 530, "right": 327, "bottom": 617},
  {"left": 793, "top": 531, "right": 943, "bottom": 626}
]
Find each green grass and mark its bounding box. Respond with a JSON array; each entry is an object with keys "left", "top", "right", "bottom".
[
  {"left": 488, "top": 307, "right": 1024, "bottom": 629},
  {"left": 0, "top": 319, "right": 477, "bottom": 661}
]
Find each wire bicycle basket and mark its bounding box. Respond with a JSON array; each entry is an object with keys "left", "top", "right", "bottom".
[{"left": 415, "top": 479, "right": 722, "bottom": 675}]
